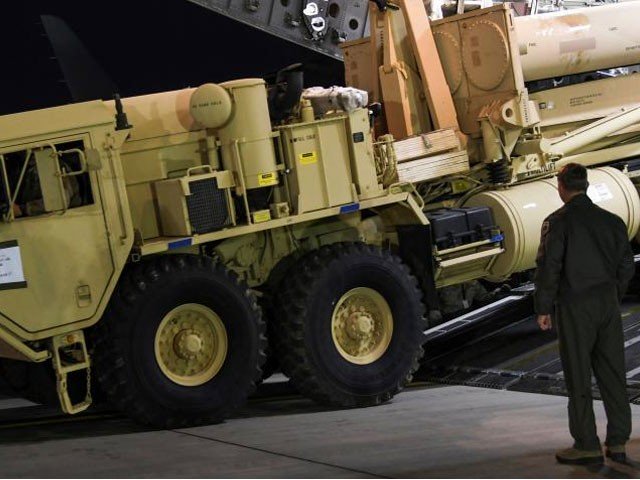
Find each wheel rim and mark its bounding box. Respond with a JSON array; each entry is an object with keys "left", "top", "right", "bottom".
[
  {"left": 331, "top": 287, "right": 393, "bottom": 365},
  {"left": 154, "top": 303, "right": 228, "bottom": 387}
]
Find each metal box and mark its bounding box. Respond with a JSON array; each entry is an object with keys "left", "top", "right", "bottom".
[
  {"left": 278, "top": 116, "right": 356, "bottom": 214},
  {"left": 155, "top": 169, "right": 234, "bottom": 236}
]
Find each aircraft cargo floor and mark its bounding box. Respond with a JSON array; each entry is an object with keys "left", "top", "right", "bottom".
[
  {"left": 421, "top": 297, "right": 640, "bottom": 402},
  {"left": 3, "top": 296, "right": 640, "bottom": 477},
  {"left": 1, "top": 384, "right": 640, "bottom": 478}
]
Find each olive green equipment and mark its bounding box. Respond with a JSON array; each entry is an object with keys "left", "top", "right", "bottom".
[{"left": 1, "top": 0, "right": 640, "bottom": 427}]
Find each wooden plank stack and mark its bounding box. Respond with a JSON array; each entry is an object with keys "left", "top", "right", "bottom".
[{"left": 394, "top": 129, "right": 470, "bottom": 183}]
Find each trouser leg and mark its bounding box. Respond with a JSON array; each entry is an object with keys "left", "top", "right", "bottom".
[
  {"left": 557, "top": 303, "right": 600, "bottom": 450},
  {"left": 591, "top": 301, "right": 631, "bottom": 447}
]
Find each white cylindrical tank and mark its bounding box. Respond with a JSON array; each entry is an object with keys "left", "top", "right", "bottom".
[
  {"left": 189, "top": 79, "right": 279, "bottom": 190},
  {"left": 216, "top": 79, "right": 279, "bottom": 190},
  {"left": 117, "top": 88, "right": 198, "bottom": 141},
  {"left": 464, "top": 167, "right": 640, "bottom": 280},
  {"left": 515, "top": 2, "right": 640, "bottom": 81}
]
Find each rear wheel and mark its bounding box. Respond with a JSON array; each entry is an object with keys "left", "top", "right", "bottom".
[
  {"left": 258, "top": 251, "right": 304, "bottom": 382},
  {"left": 273, "top": 243, "right": 426, "bottom": 407},
  {"left": 93, "top": 254, "right": 266, "bottom": 428}
]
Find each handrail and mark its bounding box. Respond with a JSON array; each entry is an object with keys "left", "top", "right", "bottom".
[
  {"left": 232, "top": 139, "right": 253, "bottom": 225},
  {"left": 186, "top": 165, "right": 214, "bottom": 176},
  {"left": 0, "top": 154, "right": 13, "bottom": 222},
  {"left": 105, "top": 143, "right": 129, "bottom": 243},
  {"left": 57, "top": 148, "right": 88, "bottom": 177},
  {"left": 0, "top": 144, "right": 90, "bottom": 221},
  {"left": 1, "top": 150, "right": 34, "bottom": 221}
]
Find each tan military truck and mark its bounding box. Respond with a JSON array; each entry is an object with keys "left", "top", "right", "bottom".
[{"left": 1, "top": 0, "right": 640, "bottom": 427}]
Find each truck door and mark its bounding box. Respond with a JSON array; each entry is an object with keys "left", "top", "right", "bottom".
[{"left": 0, "top": 136, "right": 116, "bottom": 338}]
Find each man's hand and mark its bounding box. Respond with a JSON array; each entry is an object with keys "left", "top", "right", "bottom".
[{"left": 537, "top": 314, "right": 552, "bottom": 331}]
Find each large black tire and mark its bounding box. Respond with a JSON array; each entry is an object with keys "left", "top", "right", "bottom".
[
  {"left": 93, "top": 254, "right": 266, "bottom": 428},
  {"left": 273, "top": 242, "right": 427, "bottom": 407},
  {"left": 258, "top": 251, "right": 304, "bottom": 382}
]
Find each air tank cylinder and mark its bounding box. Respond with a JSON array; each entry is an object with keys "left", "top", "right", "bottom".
[
  {"left": 515, "top": 2, "right": 640, "bottom": 81},
  {"left": 463, "top": 167, "right": 640, "bottom": 281},
  {"left": 118, "top": 88, "right": 197, "bottom": 140},
  {"left": 190, "top": 79, "right": 279, "bottom": 190}
]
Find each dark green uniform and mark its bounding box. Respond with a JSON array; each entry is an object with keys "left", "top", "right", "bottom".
[{"left": 534, "top": 193, "right": 635, "bottom": 450}]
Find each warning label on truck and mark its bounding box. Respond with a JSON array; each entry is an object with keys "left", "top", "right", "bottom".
[
  {"left": 0, "top": 240, "right": 26, "bottom": 290},
  {"left": 569, "top": 92, "right": 602, "bottom": 108},
  {"left": 299, "top": 151, "right": 318, "bottom": 165},
  {"left": 258, "top": 172, "right": 278, "bottom": 187},
  {"left": 587, "top": 183, "right": 613, "bottom": 204}
]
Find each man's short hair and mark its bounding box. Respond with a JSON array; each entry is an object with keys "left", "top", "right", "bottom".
[{"left": 558, "top": 163, "right": 589, "bottom": 192}]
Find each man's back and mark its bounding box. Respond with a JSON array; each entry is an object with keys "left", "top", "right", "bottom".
[
  {"left": 556, "top": 195, "right": 631, "bottom": 294},
  {"left": 535, "top": 194, "right": 634, "bottom": 309},
  {"left": 533, "top": 164, "right": 635, "bottom": 464}
]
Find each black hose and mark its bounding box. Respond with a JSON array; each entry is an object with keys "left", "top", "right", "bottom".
[{"left": 268, "top": 65, "right": 304, "bottom": 122}]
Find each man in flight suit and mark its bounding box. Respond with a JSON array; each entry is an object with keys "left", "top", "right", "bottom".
[{"left": 534, "top": 163, "right": 635, "bottom": 465}]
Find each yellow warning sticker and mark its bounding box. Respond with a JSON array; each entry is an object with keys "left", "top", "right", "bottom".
[
  {"left": 252, "top": 209, "right": 272, "bottom": 223},
  {"left": 258, "top": 172, "right": 278, "bottom": 186},
  {"left": 451, "top": 179, "right": 472, "bottom": 194},
  {"left": 299, "top": 151, "right": 317, "bottom": 165}
]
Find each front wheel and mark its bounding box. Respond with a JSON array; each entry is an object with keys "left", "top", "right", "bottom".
[
  {"left": 273, "top": 243, "right": 427, "bottom": 407},
  {"left": 93, "top": 254, "right": 266, "bottom": 428}
]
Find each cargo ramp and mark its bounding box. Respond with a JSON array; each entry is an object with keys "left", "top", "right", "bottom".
[{"left": 419, "top": 273, "right": 640, "bottom": 404}]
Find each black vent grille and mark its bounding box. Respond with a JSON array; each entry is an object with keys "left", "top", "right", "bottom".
[{"left": 186, "top": 178, "right": 230, "bottom": 234}]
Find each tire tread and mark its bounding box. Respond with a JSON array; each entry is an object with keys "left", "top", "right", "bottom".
[
  {"left": 273, "top": 242, "right": 427, "bottom": 408},
  {"left": 92, "top": 254, "right": 266, "bottom": 428}
]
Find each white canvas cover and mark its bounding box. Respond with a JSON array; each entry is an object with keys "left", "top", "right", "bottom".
[{"left": 302, "top": 86, "right": 369, "bottom": 115}]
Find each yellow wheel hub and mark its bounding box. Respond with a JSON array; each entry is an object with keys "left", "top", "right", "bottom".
[
  {"left": 331, "top": 287, "right": 393, "bottom": 365},
  {"left": 154, "top": 303, "right": 228, "bottom": 386}
]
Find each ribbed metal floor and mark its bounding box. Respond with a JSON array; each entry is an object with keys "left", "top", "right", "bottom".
[{"left": 419, "top": 293, "right": 640, "bottom": 403}]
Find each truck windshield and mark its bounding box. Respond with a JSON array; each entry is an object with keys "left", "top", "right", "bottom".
[
  {"left": 0, "top": 150, "right": 38, "bottom": 221},
  {"left": 0, "top": 142, "right": 94, "bottom": 222}
]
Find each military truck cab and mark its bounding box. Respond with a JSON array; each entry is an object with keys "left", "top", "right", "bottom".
[{"left": 0, "top": 101, "right": 132, "bottom": 412}]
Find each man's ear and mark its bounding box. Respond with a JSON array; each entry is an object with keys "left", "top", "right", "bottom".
[{"left": 557, "top": 181, "right": 566, "bottom": 200}]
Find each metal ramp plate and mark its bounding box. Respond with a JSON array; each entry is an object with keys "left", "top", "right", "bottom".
[{"left": 419, "top": 294, "right": 640, "bottom": 403}]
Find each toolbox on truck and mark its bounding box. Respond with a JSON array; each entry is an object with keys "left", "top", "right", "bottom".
[{"left": 427, "top": 206, "right": 497, "bottom": 249}]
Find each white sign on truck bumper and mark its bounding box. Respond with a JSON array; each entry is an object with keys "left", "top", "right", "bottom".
[{"left": 0, "top": 240, "right": 26, "bottom": 290}]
